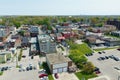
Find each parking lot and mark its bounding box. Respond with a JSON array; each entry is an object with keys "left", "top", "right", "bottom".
[
  {"left": 0, "top": 47, "right": 45, "bottom": 80},
  {"left": 87, "top": 49, "right": 120, "bottom": 80}
]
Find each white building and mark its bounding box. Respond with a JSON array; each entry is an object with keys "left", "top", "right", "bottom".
[{"left": 38, "top": 34, "right": 56, "bottom": 54}]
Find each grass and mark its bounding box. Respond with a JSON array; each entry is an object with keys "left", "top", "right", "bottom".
[
  {"left": 75, "top": 72, "right": 97, "bottom": 80},
  {"left": 0, "top": 55, "right": 5, "bottom": 64},
  {"left": 18, "top": 49, "right": 23, "bottom": 61},
  {"left": 0, "top": 71, "right": 3, "bottom": 76},
  {"left": 94, "top": 46, "right": 119, "bottom": 52}
]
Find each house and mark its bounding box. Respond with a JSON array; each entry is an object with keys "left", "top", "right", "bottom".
[
  {"left": 56, "top": 33, "right": 65, "bottom": 42},
  {"left": 38, "top": 34, "right": 56, "bottom": 54},
  {"left": 29, "top": 37, "right": 39, "bottom": 55},
  {"left": 21, "top": 37, "right": 30, "bottom": 47},
  {"left": 46, "top": 53, "right": 72, "bottom": 74},
  {"left": 0, "top": 28, "right": 10, "bottom": 42},
  {"left": 111, "top": 31, "right": 120, "bottom": 37},
  {"left": 0, "top": 42, "right": 5, "bottom": 50},
  {"left": 102, "top": 37, "right": 120, "bottom": 46},
  {"left": 30, "top": 26, "right": 40, "bottom": 37},
  {"left": 107, "top": 20, "right": 120, "bottom": 30}
]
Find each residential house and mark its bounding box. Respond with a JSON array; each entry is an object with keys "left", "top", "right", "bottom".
[{"left": 30, "top": 26, "right": 40, "bottom": 37}]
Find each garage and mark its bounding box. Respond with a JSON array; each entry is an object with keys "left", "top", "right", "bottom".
[
  {"left": 53, "top": 69, "right": 57, "bottom": 74},
  {"left": 53, "top": 67, "right": 68, "bottom": 73},
  {"left": 63, "top": 67, "right": 67, "bottom": 72},
  {"left": 46, "top": 53, "right": 72, "bottom": 74}
]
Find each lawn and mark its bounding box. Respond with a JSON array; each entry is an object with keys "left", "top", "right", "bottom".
[
  {"left": 75, "top": 72, "right": 97, "bottom": 80},
  {"left": 94, "top": 46, "right": 119, "bottom": 52},
  {"left": 68, "top": 40, "right": 93, "bottom": 55},
  {"left": 0, "top": 71, "right": 3, "bottom": 76},
  {"left": 0, "top": 55, "right": 5, "bottom": 64}
]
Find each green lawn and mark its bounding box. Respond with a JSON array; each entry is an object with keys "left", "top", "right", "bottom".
[
  {"left": 48, "top": 75, "right": 54, "bottom": 80},
  {"left": 94, "top": 47, "right": 119, "bottom": 52},
  {"left": 75, "top": 72, "right": 97, "bottom": 80},
  {"left": 68, "top": 41, "right": 93, "bottom": 55},
  {"left": 0, "top": 55, "right": 5, "bottom": 64},
  {"left": 0, "top": 71, "right": 3, "bottom": 76},
  {"left": 6, "top": 53, "right": 11, "bottom": 60}
]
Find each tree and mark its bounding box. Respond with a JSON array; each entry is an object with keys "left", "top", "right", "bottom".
[{"left": 82, "top": 62, "right": 95, "bottom": 74}]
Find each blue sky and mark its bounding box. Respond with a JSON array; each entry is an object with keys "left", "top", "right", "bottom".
[{"left": 0, "top": 0, "right": 120, "bottom": 15}]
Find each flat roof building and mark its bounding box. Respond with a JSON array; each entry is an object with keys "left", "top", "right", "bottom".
[
  {"left": 38, "top": 34, "right": 56, "bottom": 54},
  {"left": 46, "top": 53, "right": 72, "bottom": 74}
]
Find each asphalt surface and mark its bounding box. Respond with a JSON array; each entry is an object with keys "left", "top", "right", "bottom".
[{"left": 87, "top": 49, "right": 120, "bottom": 80}]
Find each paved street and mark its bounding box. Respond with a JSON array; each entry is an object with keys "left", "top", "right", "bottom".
[
  {"left": 53, "top": 72, "right": 79, "bottom": 80},
  {"left": 87, "top": 49, "right": 120, "bottom": 80}
]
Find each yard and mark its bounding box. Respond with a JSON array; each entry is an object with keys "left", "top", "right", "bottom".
[
  {"left": 0, "top": 55, "right": 5, "bottom": 64},
  {"left": 75, "top": 72, "right": 97, "bottom": 80}
]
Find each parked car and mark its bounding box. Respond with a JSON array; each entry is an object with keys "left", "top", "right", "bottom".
[
  {"left": 94, "top": 67, "right": 99, "bottom": 72},
  {"left": 114, "top": 66, "right": 120, "bottom": 70},
  {"left": 95, "top": 70, "right": 101, "bottom": 74},
  {"left": 98, "top": 52, "right": 102, "bottom": 54},
  {"left": 117, "top": 48, "right": 120, "bottom": 51},
  {"left": 54, "top": 73, "right": 59, "bottom": 79},
  {"left": 105, "top": 56, "right": 109, "bottom": 59},
  {"left": 22, "top": 55, "right": 26, "bottom": 58},
  {"left": 102, "top": 51, "right": 105, "bottom": 53},
  {"left": 39, "top": 73, "right": 48, "bottom": 78}
]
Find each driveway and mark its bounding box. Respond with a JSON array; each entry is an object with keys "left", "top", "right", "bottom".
[
  {"left": 53, "top": 72, "right": 79, "bottom": 80},
  {"left": 87, "top": 49, "right": 120, "bottom": 80}
]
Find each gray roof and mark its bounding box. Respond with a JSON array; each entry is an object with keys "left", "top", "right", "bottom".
[{"left": 46, "top": 53, "right": 71, "bottom": 64}]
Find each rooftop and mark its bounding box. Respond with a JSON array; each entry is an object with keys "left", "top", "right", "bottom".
[
  {"left": 29, "top": 37, "right": 37, "bottom": 43},
  {"left": 46, "top": 53, "right": 71, "bottom": 64},
  {"left": 38, "top": 34, "right": 54, "bottom": 42}
]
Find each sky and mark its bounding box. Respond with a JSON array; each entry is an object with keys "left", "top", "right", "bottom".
[{"left": 0, "top": 0, "right": 120, "bottom": 15}]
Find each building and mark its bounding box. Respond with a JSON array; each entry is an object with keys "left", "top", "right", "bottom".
[
  {"left": 29, "top": 37, "right": 39, "bottom": 55},
  {"left": 30, "top": 26, "right": 40, "bottom": 37},
  {"left": 107, "top": 20, "right": 120, "bottom": 30},
  {"left": 21, "top": 37, "right": 30, "bottom": 47},
  {"left": 111, "top": 31, "right": 120, "bottom": 37},
  {"left": 38, "top": 34, "right": 56, "bottom": 54},
  {"left": 103, "top": 38, "right": 120, "bottom": 46},
  {"left": 46, "top": 53, "right": 72, "bottom": 74}
]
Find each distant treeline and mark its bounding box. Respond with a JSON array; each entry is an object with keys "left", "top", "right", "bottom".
[{"left": 0, "top": 16, "right": 120, "bottom": 28}]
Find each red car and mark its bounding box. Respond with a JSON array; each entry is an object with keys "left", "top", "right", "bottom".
[
  {"left": 95, "top": 71, "right": 101, "bottom": 74},
  {"left": 39, "top": 74, "right": 48, "bottom": 78},
  {"left": 117, "top": 48, "right": 120, "bottom": 51},
  {"left": 54, "top": 73, "right": 59, "bottom": 79}
]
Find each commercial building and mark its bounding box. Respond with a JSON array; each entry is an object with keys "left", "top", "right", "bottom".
[
  {"left": 38, "top": 34, "right": 56, "bottom": 54},
  {"left": 46, "top": 53, "right": 72, "bottom": 74},
  {"left": 111, "top": 31, "right": 120, "bottom": 37},
  {"left": 107, "top": 20, "right": 120, "bottom": 30}
]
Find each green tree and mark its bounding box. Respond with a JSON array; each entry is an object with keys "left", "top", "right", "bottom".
[{"left": 82, "top": 62, "right": 95, "bottom": 74}]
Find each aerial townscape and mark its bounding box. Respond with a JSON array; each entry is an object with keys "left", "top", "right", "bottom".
[
  {"left": 0, "top": 16, "right": 120, "bottom": 80},
  {"left": 1, "top": 0, "right": 120, "bottom": 80}
]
